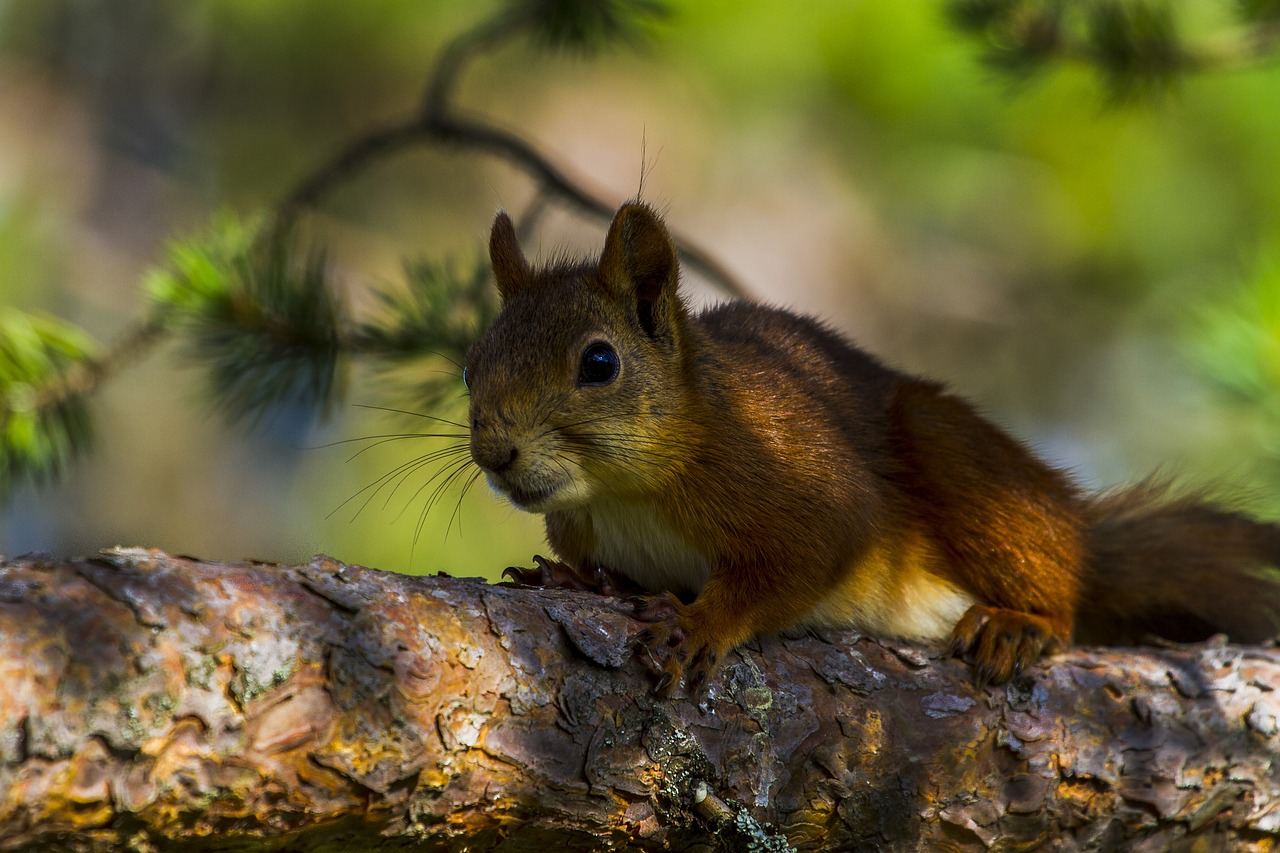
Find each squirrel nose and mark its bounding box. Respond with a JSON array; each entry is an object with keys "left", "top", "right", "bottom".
[{"left": 473, "top": 442, "right": 519, "bottom": 473}]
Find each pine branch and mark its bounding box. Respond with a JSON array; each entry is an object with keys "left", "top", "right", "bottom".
[
  {"left": 949, "top": 0, "right": 1280, "bottom": 99},
  {"left": 4, "top": 549, "right": 1280, "bottom": 850},
  {"left": 0, "top": 310, "right": 99, "bottom": 495}
]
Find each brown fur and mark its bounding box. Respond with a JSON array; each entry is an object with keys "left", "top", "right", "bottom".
[{"left": 465, "top": 202, "right": 1280, "bottom": 693}]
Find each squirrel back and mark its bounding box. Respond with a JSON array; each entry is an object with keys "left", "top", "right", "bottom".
[{"left": 466, "top": 201, "right": 1280, "bottom": 691}]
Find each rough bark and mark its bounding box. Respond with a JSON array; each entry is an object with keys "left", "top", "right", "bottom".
[{"left": 0, "top": 549, "right": 1278, "bottom": 852}]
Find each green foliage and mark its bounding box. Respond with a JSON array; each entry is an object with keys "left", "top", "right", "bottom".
[
  {"left": 948, "top": 0, "right": 1027, "bottom": 29},
  {"left": 1088, "top": 1, "right": 1184, "bottom": 99},
  {"left": 145, "top": 214, "right": 256, "bottom": 322},
  {"left": 141, "top": 216, "right": 499, "bottom": 431},
  {"left": 949, "top": 0, "right": 1066, "bottom": 78},
  {"left": 1185, "top": 249, "right": 1280, "bottom": 510},
  {"left": 148, "top": 216, "right": 344, "bottom": 427},
  {"left": 948, "top": 0, "right": 1260, "bottom": 98},
  {"left": 1240, "top": 0, "right": 1280, "bottom": 22},
  {"left": 359, "top": 259, "right": 496, "bottom": 362},
  {"left": 0, "top": 309, "right": 94, "bottom": 496},
  {"left": 356, "top": 259, "right": 496, "bottom": 412},
  {"left": 511, "top": 0, "right": 670, "bottom": 53},
  {"left": 1191, "top": 253, "right": 1280, "bottom": 428}
]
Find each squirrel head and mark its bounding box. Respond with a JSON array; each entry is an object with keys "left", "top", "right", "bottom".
[{"left": 465, "top": 202, "right": 690, "bottom": 512}]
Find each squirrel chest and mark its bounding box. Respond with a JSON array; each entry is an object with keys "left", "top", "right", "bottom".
[{"left": 557, "top": 498, "right": 712, "bottom": 598}]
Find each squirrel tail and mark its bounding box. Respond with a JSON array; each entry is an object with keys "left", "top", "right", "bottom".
[{"left": 1077, "top": 478, "right": 1280, "bottom": 645}]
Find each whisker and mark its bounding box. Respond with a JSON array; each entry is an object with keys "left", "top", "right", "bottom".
[
  {"left": 308, "top": 432, "right": 466, "bottom": 456},
  {"left": 371, "top": 455, "right": 468, "bottom": 520},
  {"left": 529, "top": 388, "right": 576, "bottom": 435},
  {"left": 340, "top": 434, "right": 467, "bottom": 462},
  {"left": 385, "top": 448, "right": 473, "bottom": 513},
  {"left": 415, "top": 458, "right": 478, "bottom": 547},
  {"left": 416, "top": 348, "right": 465, "bottom": 373},
  {"left": 329, "top": 455, "right": 431, "bottom": 520},
  {"left": 317, "top": 432, "right": 468, "bottom": 449},
  {"left": 353, "top": 403, "right": 469, "bottom": 430},
  {"left": 426, "top": 459, "right": 478, "bottom": 520},
  {"left": 399, "top": 455, "right": 473, "bottom": 522},
  {"left": 329, "top": 443, "right": 470, "bottom": 521},
  {"left": 445, "top": 469, "right": 486, "bottom": 543}
]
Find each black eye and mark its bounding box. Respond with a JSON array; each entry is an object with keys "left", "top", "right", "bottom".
[
  {"left": 578, "top": 342, "right": 619, "bottom": 386},
  {"left": 462, "top": 366, "right": 469, "bottom": 389}
]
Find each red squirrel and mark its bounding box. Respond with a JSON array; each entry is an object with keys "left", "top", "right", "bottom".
[{"left": 464, "top": 201, "right": 1280, "bottom": 693}]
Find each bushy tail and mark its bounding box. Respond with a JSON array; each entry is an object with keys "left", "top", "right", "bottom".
[{"left": 1077, "top": 479, "right": 1280, "bottom": 646}]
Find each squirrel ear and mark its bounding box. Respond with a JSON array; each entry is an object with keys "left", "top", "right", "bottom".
[
  {"left": 489, "top": 211, "right": 530, "bottom": 300},
  {"left": 598, "top": 202, "right": 680, "bottom": 338}
]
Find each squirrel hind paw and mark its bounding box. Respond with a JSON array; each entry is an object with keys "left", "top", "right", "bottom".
[{"left": 948, "top": 605, "right": 1067, "bottom": 685}]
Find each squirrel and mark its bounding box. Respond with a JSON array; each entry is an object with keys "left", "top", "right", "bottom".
[{"left": 463, "top": 200, "right": 1280, "bottom": 693}]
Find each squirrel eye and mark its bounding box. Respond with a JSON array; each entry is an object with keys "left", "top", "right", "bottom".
[
  {"left": 578, "top": 342, "right": 620, "bottom": 386},
  {"left": 462, "top": 366, "right": 469, "bottom": 389}
]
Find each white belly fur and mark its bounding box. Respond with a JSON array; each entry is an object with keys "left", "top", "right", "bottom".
[
  {"left": 801, "top": 542, "right": 977, "bottom": 642},
  {"left": 587, "top": 498, "right": 711, "bottom": 596}
]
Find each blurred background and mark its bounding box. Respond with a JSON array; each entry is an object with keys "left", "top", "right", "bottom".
[{"left": 1, "top": 0, "right": 1279, "bottom": 578}]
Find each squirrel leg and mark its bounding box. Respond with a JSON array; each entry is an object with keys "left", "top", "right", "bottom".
[{"left": 948, "top": 605, "right": 1069, "bottom": 685}]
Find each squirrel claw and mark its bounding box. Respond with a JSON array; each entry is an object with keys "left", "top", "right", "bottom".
[
  {"left": 629, "top": 618, "right": 685, "bottom": 655},
  {"left": 684, "top": 646, "right": 720, "bottom": 697},
  {"left": 500, "top": 555, "right": 626, "bottom": 594},
  {"left": 631, "top": 591, "right": 682, "bottom": 623},
  {"left": 629, "top": 627, "right": 657, "bottom": 655},
  {"left": 500, "top": 555, "right": 568, "bottom": 588},
  {"left": 655, "top": 670, "right": 676, "bottom": 696},
  {"left": 500, "top": 565, "right": 540, "bottom": 586}
]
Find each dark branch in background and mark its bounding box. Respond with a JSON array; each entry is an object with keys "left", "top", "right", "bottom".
[
  {"left": 33, "top": 315, "right": 166, "bottom": 416},
  {"left": 10, "top": 0, "right": 1280, "bottom": 497},
  {"left": 516, "top": 188, "right": 555, "bottom": 243},
  {"left": 948, "top": 0, "right": 1280, "bottom": 99},
  {"left": 272, "top": 3, "right": 747, "bottom": 298},
  {"left": 422, "top": 6, "right": 530, "bottom": 118},
  {"left": 0, "top": 0, "right": 727, "bottom": 498}
]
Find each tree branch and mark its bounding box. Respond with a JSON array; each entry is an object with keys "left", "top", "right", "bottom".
[
  {"left": 34, "top": 315, "right": 168, "bottom": 416},
  {"left": 271, "top": 9, "right": 748, "bottom": 298},
  {"left": 2, "top": 550, "right": 1279, "bottom": 851}
]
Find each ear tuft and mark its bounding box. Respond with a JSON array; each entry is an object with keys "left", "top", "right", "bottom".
[
  {"left": 489, "top": 211, "right": 530, "bottom": 300},
  {"left": 599, "top": 203, "right": 679, "bottom": 337}
]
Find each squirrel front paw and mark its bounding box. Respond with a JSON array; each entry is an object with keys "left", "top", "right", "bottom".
[
  {"left": 631, "top": 593, "right": 726, "bottom": 697},
  {"left": 948, "top": 604, "right": 1067, "bottom": 685},
  {"left": 502, "top": 554, "right": 641, "bottom": 596}
]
